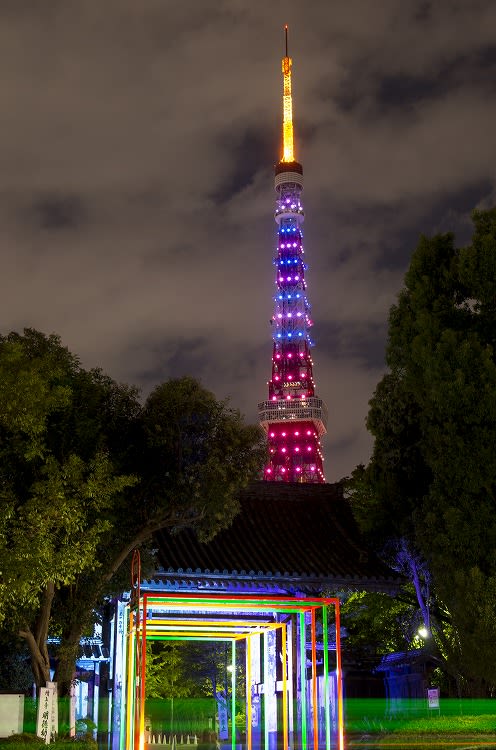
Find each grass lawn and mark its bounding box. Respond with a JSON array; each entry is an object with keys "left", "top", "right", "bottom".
[{"left": 346, "top": 700, "right": 496, "bottom": 747}]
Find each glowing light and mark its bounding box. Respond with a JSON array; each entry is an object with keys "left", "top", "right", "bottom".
[
  {"left": 264, "top": 33, "right": 327, "bottom": 485},
  {"left": 281, "top": 51, "right": 294, "bottom": 162}
]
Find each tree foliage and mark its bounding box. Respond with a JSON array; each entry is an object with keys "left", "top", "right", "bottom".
[
  {"left": 341, "top": 590, "right": 423, "bottom": 660},
  {"left": 146, "top": 643, "right": 196, "bottom": 699},
  {"left": 349, "top": 208, "right": 496, "bottom": 695},
  {"left": 0, "top": 329, "right": 266, "bottom": 695}
]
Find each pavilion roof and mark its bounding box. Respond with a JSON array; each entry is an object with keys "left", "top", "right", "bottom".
[{"left": 150, "top": 481, "right": 400, "bottom": 594}]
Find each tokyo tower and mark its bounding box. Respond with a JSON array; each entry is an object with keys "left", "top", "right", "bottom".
[{"left": 258, "top": 27, "right": 328, "bottom": 483}]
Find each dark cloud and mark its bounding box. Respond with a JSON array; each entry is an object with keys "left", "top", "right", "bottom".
[
  {"left": 212, "top": 127, "right": 275, "bottom": 205},
  {"left": 33, "top": 194, "right": 86, "bottom": 231},
  {"left": 0, "top": 0, "right": 495, "bottom": 481},
  {"left": 317, "top": 321, "right": 387, "bottom": 371}
]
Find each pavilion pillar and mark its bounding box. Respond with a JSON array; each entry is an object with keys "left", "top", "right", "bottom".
[
  {"left": 264, "top": 630, "right": 278, "bottom": 750},
  {"left": 248, "top": 634, "right": 262, "bottom": 750}
]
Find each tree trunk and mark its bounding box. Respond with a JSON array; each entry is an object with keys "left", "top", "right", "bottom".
[
  {"left": 19, "top": 581, "right": 55, "bottom": 692},
  {"left": 54, "top": 635, "right": 81, "bottom": 697}
]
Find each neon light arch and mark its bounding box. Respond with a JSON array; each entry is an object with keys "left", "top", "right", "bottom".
[{"left": 122, "top": 591, "right": 344, "bottom": 750}]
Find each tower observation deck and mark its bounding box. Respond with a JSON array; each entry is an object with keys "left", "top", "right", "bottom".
[{"left": 258, "top": 27, "right": 328, "bottom": 483}]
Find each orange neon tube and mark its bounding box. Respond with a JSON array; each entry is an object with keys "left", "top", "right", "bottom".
[{"left": 126, "top": 613, "right": 135, "bottom": 750}]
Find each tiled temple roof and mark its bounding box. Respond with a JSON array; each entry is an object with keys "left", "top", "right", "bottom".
[{"left": 150, "top": 482, "right": 399, "bottom": 594}]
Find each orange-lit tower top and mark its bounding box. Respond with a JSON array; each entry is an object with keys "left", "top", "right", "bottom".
[
  {"left": 281, "top": 25, "right": 295, "bottom": 163},
  {"left": 258, "top": 27, "right": 328, "bottom": 483}
]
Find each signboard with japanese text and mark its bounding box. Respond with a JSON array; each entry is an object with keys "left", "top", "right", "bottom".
[
  {"left": 427, "top": 687, "right": 440, "bottom": 709},
  {"left": 36, "top": 683, "right": 58, "bottom": 743}
]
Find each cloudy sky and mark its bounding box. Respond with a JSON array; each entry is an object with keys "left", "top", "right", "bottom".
[{"left": 1, "top": 0, "right": 495, "bottom": 482}]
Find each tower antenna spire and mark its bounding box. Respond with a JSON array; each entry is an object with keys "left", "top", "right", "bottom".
[{"left": 281, "top": 24, "right": 294, "bottom": 163}]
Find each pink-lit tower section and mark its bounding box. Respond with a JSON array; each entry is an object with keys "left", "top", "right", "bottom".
[{"left": 258, "top": 28, "right": 328, "bottom": 483}]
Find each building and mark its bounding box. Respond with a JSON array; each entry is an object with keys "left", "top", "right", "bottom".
[{"left": 110, "top": 483, "right": 399, "bottom": 750}]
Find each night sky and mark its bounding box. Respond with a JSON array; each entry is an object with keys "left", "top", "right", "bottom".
[{"left": 2, "top": 1, "right": 495, "bottom": 482}]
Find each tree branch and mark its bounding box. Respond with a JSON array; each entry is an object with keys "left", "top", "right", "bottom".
[{"left": 103, "top": 508, "right": 205, "bottom": 584}]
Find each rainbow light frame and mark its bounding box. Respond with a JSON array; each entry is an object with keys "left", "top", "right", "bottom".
[{"left": 122, "top": 591, "right": 344, "bottom": 750}]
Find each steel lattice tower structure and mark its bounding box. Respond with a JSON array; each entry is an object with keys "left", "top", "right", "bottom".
[{"left": 259, "top": 27, "right": 328, "bottom": 483}]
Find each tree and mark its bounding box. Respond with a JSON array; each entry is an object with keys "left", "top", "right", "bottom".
[
  {"left": 349, "top": 208, "right": 496, "bottom": 695},
  {"left": 146, "top": 642, "right": 196, "bottom": 699},
  {"left": 0, "top": 330, "right": 266, "bottom": 697},
  {"left": 53, "top": 376, "right": 265, "bottom": 697},
  {"left": 341, "top": 590, "right": 424, "bottom": 661},
  {"left": 0, "top": 330, "right": 136, "bottom": 688}
]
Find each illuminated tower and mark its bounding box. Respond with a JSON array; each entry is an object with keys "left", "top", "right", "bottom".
[{"left": 258, "top": 27, "right": 328, "bottom": 483}]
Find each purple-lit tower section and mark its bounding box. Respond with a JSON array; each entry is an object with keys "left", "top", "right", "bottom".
[{"left": 258, "top": 33, "right": 328, "bottom": 483}]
